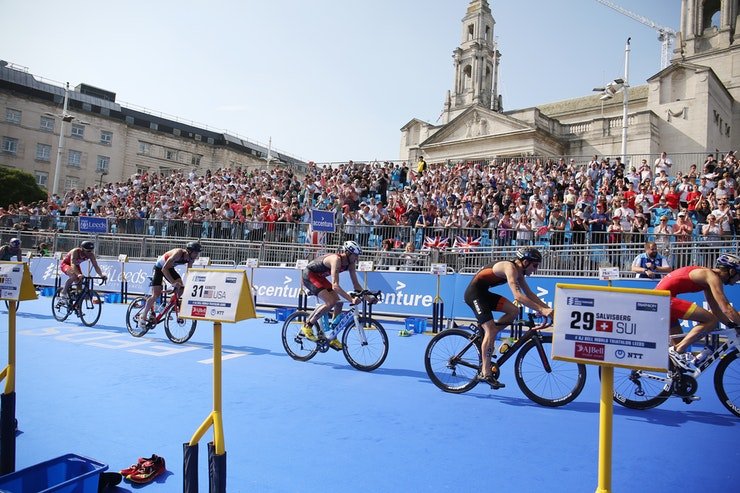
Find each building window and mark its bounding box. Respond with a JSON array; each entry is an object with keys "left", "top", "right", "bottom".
[
  {"left": 68, "top": 149, "right": 82, "bottom": 167},
  {"left": 191, "top": 154, "right": 202, "bottom": 166},
  {"left": 40, "top": 116, "right": 55, "bottom": 132},
  {"left": 71, "top": 124, "right": 85, "bottom": 139},
  {"left": 139, "top": 141, "right": 150, "bottom": 155},
  {"left": 64, "top": 176, "right": 79, "bottom": 190},
  {"left": 36, "top": 143, "right": 52, "bottom": 161},
  {"left": 1, "top": 137, "right": 18, "bottom": 154},
  {"left": 5, "top": 108, "right": 21, "bottom": 125},
  {"left": 35, "top": 171, "right": 48, "bottom": 188},
  {"left": 164, "top": 148, "right": 178, "bottom": 161},
  {"left": 100, "top": 130, "right": 112, "bottom": 145},
  {"left": 96, "top": 155, "right": 110, "bottom": 173}
]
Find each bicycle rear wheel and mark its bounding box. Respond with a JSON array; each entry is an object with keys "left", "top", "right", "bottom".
[
  {"left": 164, "top": 304, "right": 197, "bottom": 344},
  {"left": 125, "top": 296, "right": 149, "bottom": 337},
  {"left": 714, "top": 349, "right": 740, "bottom": 417},
  {"left": 342, "top": 317, "right": 389, "bottom": 371},
  {"left": 603, "top": 365, "right": 672, "bottom": 410},
  {"left": 281, "top": 311, "right": 318, "bottom": 362},
  {"left": 78, "top": 290, "right": 102, "bottom": 327},
  {"left": 424, "top": 328, "right": 481, "bottom": 393},
  {"left": 51, "top": 288, "right": 71, "bottom": 322},
  {"left": 514, "top": 338, "right": 587, "bottom": 407}
]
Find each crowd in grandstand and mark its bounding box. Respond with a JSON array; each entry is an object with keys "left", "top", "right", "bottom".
[{"left": 2, "top": 151, "right": 740, "bottom": 253}]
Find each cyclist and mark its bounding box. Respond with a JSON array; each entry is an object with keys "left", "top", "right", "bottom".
[
  {"left": 300, "top": 240, "right": 364, "bottom": 350},
  {"left": 464, "top": 246, "right": 554, "bottom": 389},
  {"left": 0, "top": 237, "right": 22, "bottom": 262},
  {"left": 138, "top": 241, "right": 201, "bottom": 330},
  {"left": 655, "top": 253, "right": 740, "bottom": 370},
  {"left": 60, "top": 241, "right": 107, "bottom": 298}
]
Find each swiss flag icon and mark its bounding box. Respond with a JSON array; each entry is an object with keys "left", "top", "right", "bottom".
[{"left": 596, "top": 320, "right": 613, "bottom": 332}]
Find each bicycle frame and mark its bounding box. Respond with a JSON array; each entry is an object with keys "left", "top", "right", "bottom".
[
  {"left": 690, "top": 330, "right": 739, "bottom": 376},
  {"left": 149, "top": 289, "right": 181, "bottom": 326}
]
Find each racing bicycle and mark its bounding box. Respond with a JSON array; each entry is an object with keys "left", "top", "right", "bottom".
[
  {"left": 424, "top": 314, "right": 587, "bottom": 407},
  {"left": 281, "top": 290, "right": 388, "bottom": 372},
  {"left": 125, "top": 284, "right": 198, "bottom": 344},
  {"left": 606, "top": 328, "right": 740, "bottom": 417},
  {"left": 51, "top": 276, "right": 106, "bottom": 327}
]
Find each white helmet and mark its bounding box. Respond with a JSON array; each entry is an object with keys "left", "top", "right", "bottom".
[{"left": 342, "top": 240, "right": 362, "bottom": 255}]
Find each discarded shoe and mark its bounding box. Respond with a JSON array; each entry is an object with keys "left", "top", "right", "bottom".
[
  {"left": 398, "top": 329, "right": 413, "bottom": 337},
  {"left": 126, "top": 454, "right": 166, "bottom": 484}
]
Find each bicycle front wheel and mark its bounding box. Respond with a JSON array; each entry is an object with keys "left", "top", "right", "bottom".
[
  {"left": 714, "top": 349, "right": 740, "bottom": 417},
  {"left": 125, "top": 296, "right": 148, "bottom": 337},
  {"left": 164, "top": 304, "right": 197, "bottom": 344},
  {"left": 281, "top": 311, "right": 318, "bottom": 362},
  {"left": 78, "top": 290, "right": 102, "bottom": 327},
  {"left": 514, "top": 338, "right": 586, "bottom": 407},
  {"left": 424, "top": 328, "right": 481, "bottom": 393},
  {"left": 604, "top": 366, "right": 672, "bottom": 410},
  {"left": 51, "top": 288, "right": 70, "bottom": 322},
  {"left": 342, "top": 317, "right": 389, "bottom": 371}
]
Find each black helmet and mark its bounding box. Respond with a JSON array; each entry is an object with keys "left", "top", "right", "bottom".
[
  {"left": 715, "top": 253, "right": 740, "bottom": 271},
  {"left": 186, "top": 241, "right": 202, "bottom": 253},
  {"left": 80, "top": 241, "right": 95, "bottom": 251},
  {"left": 516, "top": 247, "right": 542, "bottom": 263}
]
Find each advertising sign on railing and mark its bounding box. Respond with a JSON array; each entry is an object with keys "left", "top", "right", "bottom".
[{"left": 78, "top": 216, "right": 108, "bottom": 234}]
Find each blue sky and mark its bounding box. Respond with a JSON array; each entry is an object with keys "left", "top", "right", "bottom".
[{"left": 1, "top": 1, "right": 680, "bottom": 163}]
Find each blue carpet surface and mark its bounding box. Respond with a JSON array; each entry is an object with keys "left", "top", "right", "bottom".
[{"left": 1, "top": 298, "right": 738, "bottom": 492}]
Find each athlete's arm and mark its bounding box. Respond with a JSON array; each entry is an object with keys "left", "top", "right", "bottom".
[
  {"left": 694, "top": 269, "right": 740, "bottom": 326},
  {"left": 499, "top": 262, "right": 551, "bottom": 315},
  {"left": 347, "top": 262, "right": 363, "bottom": 293},
  {"left": 328, "top": 255, "right": 354, "bottom": 303},
  {"left": 88, "top": 253, "right": 107, "bottom": 280}
]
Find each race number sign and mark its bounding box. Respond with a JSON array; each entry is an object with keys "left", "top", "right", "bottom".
[
  {"left": 357, "top": 260, "right": 374, "bottom": 272},
  {"left": 180, "top": 269, "right": 256, "bottom": 323},
  {"left": 552, "top": 284, "right": 669, "bottom": 371},
  {"left": 0, "top": 261, "right": 37, "bottom": 301},
  {"left": 430, "top": 263, "right": 447, "bottom": 275}
]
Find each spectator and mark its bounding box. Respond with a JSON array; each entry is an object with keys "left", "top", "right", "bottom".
[
  {"left": 548, "top": 206, "right": 566, "bottom": 245},
  {"left": 654, "top": 151, "right": 673, "bottom": 175},
  {"left": 631, "top": 241, "right": 671, "bottom": 279}
]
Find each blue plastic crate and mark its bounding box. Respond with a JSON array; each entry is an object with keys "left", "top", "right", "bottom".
[
  {"left": 405, "top": 317, "right": 427, "bottom": 334},
  {"left": 0, "top": 453, "right": 108, "bottom": 493},
  {"left": 275, "top": 307, "right": 297, "bottom": 321}
]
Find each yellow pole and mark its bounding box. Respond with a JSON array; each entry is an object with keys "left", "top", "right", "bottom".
[
  {"left": 3, "top": 301, "right": 16, "bottom": 394},
  {"left": 188, "top": 321, "right": 225, "bottom": 455},
  {"left": 212, "top": 322, "right": 225, "bottom": 455},
  {"left": 595, "top": 365, "right": 614, "bottom": 493}
]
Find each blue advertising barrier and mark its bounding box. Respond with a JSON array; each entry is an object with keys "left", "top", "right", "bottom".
[{"left": 27, "top": 258, "right": 739, "bottom": 323}]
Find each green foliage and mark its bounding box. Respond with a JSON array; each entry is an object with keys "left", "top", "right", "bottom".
[{"left": 0, "top": 167, "right": 47, "bottom": 209}]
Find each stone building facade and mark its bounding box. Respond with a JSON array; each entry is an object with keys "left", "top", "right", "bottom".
[
  {"left": 401, "top": 0, "right": 739, "bottom": 167},
  {"left": 0, "top": 63, "right": 303, "bottom": 194}
]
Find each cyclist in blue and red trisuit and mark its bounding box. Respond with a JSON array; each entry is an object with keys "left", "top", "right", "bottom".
[
  {"left": 138, "top": 241, "right": 201, "bottom": 330},
  {"left": 60, "top": 241, "right": 107, "bottom": 298},
  {"left": 0, "top": 237, "right": 22, "bottom": 262},
  {"left": 464, "top": 247, "right": 553, "bottom": 389},
  {"left": 300, "top": 240, "right": 364, "bottom": 350},
  {"left": 655, "top": 253, "right": 740, "bottom": 371}
]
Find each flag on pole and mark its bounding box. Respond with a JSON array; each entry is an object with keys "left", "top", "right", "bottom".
[
  {"left": 423, "top": 235, "right": 449, "bottom": 251},
  {"left": 454, "top": 235, "right": 481, "bottom": 252}
]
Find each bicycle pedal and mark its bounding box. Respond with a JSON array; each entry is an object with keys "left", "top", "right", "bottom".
[{"left": 682, "top": 396, "right": 700, "bottom": 403}]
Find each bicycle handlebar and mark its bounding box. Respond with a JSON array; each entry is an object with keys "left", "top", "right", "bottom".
[{"left": 349, "top": 290, "right": 382, "bottom": 305}]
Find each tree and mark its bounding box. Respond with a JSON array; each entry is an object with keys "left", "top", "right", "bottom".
[{"left": 0, "top": 167, "right": 47, "bottom": 208}]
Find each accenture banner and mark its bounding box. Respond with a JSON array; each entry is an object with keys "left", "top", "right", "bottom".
[{"left": 310, "top": 209, "right": 335, "bottom": 233}]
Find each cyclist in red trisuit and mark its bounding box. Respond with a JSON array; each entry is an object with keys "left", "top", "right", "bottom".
[
  {"left": 60, "top": 241, "right": 107, "bottom": 298},
  {"left": 464, "top": 247, "right": 554, "bottom": 389},
  {"left": 655, "top": 253, "right": 740, "bottom": 370},
  {"left": 300, "top": 240, "right": 364, "bottom": 350}
]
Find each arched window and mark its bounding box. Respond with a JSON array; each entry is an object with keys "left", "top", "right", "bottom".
[{"left": 701, "top": 0, "right": 721, "bottom": 31}]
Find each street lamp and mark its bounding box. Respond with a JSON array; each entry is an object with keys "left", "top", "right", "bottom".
[
  {"left": 593, "top": 38, "right": 631, "bottom": 162},
  {"left": 97, "top": 169, "right": 108, "bottom": 188},
  {"left": 49, "top": 82, "right": 88, "bottom": 197}
]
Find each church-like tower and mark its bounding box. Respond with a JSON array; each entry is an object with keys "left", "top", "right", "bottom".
[
  {"left": 678, "top": 0, "right": 740, "bottom": 99},
  {"left": 442, "top": 0, "right": 501, "bottom": 124}
]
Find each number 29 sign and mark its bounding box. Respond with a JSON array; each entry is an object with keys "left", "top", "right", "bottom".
[{"left": 552, "top": 283, "right": 670, "bottom": 371}]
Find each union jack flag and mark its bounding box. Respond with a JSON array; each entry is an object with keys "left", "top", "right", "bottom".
[
  {"left": 454, "top": 235, "right": 481, "bottom": 252},
  {"left": 423, "top": 235, "right": 449, "bottom": 250}
]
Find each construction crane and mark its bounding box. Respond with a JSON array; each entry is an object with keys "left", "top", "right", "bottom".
[{"left": 596, "top": 0, "right": 676, "bottom": 69}]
